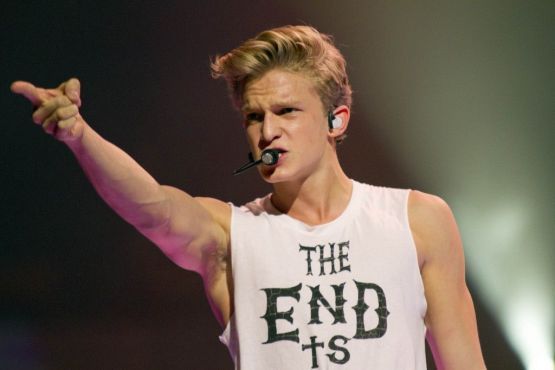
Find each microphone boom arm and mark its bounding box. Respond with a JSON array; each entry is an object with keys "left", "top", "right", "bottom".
[{"left": 233, "top": 149, "right": 280, "bottom": 175}]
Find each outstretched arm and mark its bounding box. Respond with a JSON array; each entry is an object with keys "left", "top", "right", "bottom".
[
  {"left": 11, "top": 79, "right": 229, "bottom": 274},
  {"left": 408, "top": 191, "right": 486, "bottom": 370}
]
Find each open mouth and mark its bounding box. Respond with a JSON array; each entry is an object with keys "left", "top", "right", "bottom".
[{"left": 261, "top": 148, "right": 285, "bottom": 165}]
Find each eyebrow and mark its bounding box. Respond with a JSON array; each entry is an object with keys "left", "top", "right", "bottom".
[
  {"left": 240, "top": 103, "right": 254, "bottom": 113},
  {"left": 241, "top": 99, "right": 302, "bottom": 113}
]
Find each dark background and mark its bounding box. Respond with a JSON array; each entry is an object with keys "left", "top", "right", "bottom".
[{"left": 3, "top": 1, "right": 553, "bottom": 369}]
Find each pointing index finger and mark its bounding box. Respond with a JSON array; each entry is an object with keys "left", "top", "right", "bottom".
[{"left": 10, "top": 81, "right": 43, "bottom": 106}]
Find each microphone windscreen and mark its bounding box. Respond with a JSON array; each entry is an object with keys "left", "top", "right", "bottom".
[{"left": 261, "top": 149, "right": 280, "bottom": 165}]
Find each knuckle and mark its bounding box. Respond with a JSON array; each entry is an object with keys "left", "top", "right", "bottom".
[
  {"left": 52, "top": 95, "right": 66, "bottom": 106},
  {"left": 59, "top": 104, "right": 78, "bottom": 120},
  {"left": 59, "top": 116, "right": 76, "bottom": 129},
  {"left": 59, "top": 95, "right": 71, "bottom": 105},
  {"left": 43, "top": 98, "right": 55, "bottom": 109}
]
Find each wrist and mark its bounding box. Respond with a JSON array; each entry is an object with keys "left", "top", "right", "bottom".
[{"left": 64, "top": 119, "right": 92, "bottom": 153}]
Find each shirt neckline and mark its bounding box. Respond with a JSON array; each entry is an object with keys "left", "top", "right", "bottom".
[{"left": 261, "top": 179, "right": 360, "bottom": 232}]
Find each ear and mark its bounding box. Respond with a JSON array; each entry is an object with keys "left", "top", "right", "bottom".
[{"left": 328, "top": 105, "right": 350, "bottom": 140}]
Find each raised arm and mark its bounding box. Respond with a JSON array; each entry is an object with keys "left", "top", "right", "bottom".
[
  {"left": 408, "top": 191, "right": 486, "bottom": 370},
  {"left": 10, "top": 79, "right": 229, "bottom": 275}
]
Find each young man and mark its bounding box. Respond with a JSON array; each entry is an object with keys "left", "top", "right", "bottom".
[{"left": 12, "top": 26, "right": 486, "bottom": 369}]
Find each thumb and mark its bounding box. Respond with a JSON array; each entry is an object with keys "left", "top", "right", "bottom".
[{"left": 60, "top": 78, "right": 82, "bottom": 107}]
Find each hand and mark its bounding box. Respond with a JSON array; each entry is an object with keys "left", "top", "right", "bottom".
[{"left": 11, "top": 78, "right": 86, "bottom": 142}]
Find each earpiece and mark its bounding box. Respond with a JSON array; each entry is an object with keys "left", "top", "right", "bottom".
[
  {"left": 327, "top": 112, "right": 342, "bottom": 129},
  {"left": 332, "top": 116, "right": 342, "bottom": 129}
]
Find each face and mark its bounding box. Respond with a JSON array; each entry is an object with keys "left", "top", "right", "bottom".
[{"left": 241, "top": 69, "right": 334, "bottom": 183}]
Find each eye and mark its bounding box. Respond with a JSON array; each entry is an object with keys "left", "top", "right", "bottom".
[
  {"left": 278, "top": 107, "right": 297, "bottom": 115},
  {"left": 245, "top": 112, "right": 263, "bottom": 124}
]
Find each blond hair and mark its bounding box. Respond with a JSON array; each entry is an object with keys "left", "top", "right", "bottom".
[{"left": 211, "top": 25, "right": 352, "bottom": 112}]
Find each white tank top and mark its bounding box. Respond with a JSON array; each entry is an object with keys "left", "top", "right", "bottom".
[{"left": 220, "top": 180, "right": 427, "bottom": 369}]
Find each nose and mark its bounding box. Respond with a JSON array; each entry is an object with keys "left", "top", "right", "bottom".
[{"left": 260, "top": 113, "right": 281, "bottom": 147}]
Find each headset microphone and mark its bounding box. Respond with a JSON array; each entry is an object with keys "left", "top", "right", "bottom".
[{"left": 233, "top": 149, "right": 281, "bottom": 175}]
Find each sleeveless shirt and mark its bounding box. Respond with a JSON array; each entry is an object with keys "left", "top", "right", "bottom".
[{"left": 219, "top": 180, "right": 427, "bottom": 369}]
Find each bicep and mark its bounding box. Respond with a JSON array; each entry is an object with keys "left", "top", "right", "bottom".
[{"left": 139, "top": 185, "right": 230, "bottom": 274}]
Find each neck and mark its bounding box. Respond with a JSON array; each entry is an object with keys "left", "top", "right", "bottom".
[{"left": 270, "top": 155, "right": 352, "bottom": 226}]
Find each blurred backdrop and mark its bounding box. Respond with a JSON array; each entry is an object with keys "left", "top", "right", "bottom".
[{"left": 2, "top": 1, "right": 553, "bottom": 369}]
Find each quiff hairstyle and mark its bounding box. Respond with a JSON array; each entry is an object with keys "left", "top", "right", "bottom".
[{"left": 211, "top": 25, "right": 352, "bottom": 112}]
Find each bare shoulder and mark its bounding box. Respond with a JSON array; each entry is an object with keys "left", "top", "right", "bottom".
[
  {"left": 407, "top": 190, "right": 462, "bottom": 267},
  {"left": 408, "top": 190, "right": 454, "bottom": 225}
]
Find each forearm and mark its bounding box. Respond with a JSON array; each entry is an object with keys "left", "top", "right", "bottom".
[
  {"left": 426, "top": 287, "right": 486, "bottom": 369},
  {"left": 11, "top": 78, "right": 227, "bottom": 272},
  {"left": 66, "top": 121, "right": 169, "bottom": 230}
]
